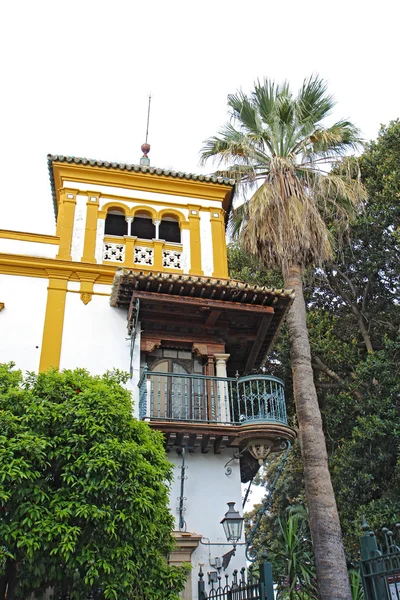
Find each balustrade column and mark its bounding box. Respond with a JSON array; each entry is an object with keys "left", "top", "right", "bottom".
[
  {"left": 125, "top": 216, "right": 133, "bottom": 236},
  {"left": 153, "top": 219, "right": 161, "bottom": 239},
  {"left": 214, "top": 353, "right": 231, "bottom": 423}
]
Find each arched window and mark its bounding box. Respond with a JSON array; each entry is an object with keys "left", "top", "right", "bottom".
[
  {"left": 159, "top": 216, "right": 181, "bottom": 243},
  {"left": 131, "top": 212, "right": 155, "bottom": 240},
  {"left": 104, "top": 209, "right": 127, "bottom": 236}
]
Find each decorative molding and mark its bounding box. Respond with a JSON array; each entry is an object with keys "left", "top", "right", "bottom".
[
  {"left": 0, "top": 229, "right": 59, "bottom": 245},
  {"left": 80, "top": 292, "right": 93, "bottom": 305},
  {"left": 141, "top": 338, "right": 162, "bottom": 353},
  {"left": 0, "top": 253, "right": 117, "bottom": 285}
]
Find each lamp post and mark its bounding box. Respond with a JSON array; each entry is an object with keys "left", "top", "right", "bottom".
[{"left": 220, "top": 502, "right": 244, "bottom": 548}]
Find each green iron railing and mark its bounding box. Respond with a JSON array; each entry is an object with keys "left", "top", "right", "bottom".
[
  {"left": 360, "top": 519, "right": 400, "bottom": 600},
  {"left": 138, "top": 368, "right": 287, "bottom": 426}
]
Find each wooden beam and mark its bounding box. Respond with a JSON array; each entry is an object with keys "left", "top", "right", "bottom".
[
  {"left": 131, "top": 290, "right": 275, "bottom": 315},
  {"left": 205, "top": 310, "right": 223, "bottom": 327},
  {"left": 245, "top": 314, "right": 274, "bottom": 373}
]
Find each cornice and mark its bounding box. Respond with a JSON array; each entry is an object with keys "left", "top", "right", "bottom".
[
  {"left": 51, "top": 162, "right": 233, "bottom": 217},
  {"left": 0, "top": 229, "right": 59, "bottom": 245},
  {"left": 0, "top": 253, "right": 116, "bottom": 285}
]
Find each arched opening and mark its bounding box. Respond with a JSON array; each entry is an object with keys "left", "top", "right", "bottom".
[
  {"left": 159, "top": 215, "right": 181, "bottom": 243},
  {"left": 104, "top": 209, "right": 127, "bottom": 236},
  {"left": 131, "top": 212, "right": 155, "bottom": 240}
]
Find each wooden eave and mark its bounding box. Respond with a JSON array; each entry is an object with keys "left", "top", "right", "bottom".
[{"left": 111, "top": 270, "right": 294, "bottom": 374}]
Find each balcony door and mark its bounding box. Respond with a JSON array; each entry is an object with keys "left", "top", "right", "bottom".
[{"left": 150, "top": 359, "right": 208, "bottom": 421}]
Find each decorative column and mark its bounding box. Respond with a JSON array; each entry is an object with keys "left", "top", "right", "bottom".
[
  {"left": 153, "top": 219, "right": 161, "bottom": 239},
  {"left": 56, "top": 189, "right": 78, "bottom": 261},
  {"left": 210, "top": 209, "right": 228, "bottom": 278},
  {"left": 81, "top": 192, "right": 100, "bottom": 263},
  {"left": 214, "top": 353, "right": 231, "bottom": 423},
  {"left": 125, "top": 216, "right": 133, "bottom": 236},
  {"left": 39, "top": 270, "right": 72, "bottom": 372},
  {"left": 188, "top": 205, "right": 203, "bottom": 276},
  {"left": 124, "top": 220, "right": 135, "bottom": 267}
]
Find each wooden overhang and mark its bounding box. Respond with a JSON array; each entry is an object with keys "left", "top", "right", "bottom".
[{"left": 110, "top": 270, "right": 294, "bottom": 375}]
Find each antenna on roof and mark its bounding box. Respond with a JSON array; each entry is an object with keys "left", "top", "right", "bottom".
[{"left": 140, "top": 94, "right": 152, "bottom": 167}]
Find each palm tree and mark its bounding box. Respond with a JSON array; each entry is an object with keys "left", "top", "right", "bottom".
[{"left": 201, "top": 76, "right": 366, "bottom": 600}]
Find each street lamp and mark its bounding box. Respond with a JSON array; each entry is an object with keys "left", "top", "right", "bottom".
[{"left": 220, "top": 502, "right": 244, "bottom": 548}]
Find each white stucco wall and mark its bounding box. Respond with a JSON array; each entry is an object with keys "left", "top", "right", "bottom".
[
  {"left": 71, "top": 194, "right": 87, "bottom": 261},
  {"left": 95, "top": 218, "right": 106, "bottom": 263},
  {"left": 59, "top": 290, "right": 139, "bottom": 415},
  {"left": 199, "top": 210, "right": 213, "bottom": 276},
  {"left": 169, "top": 450, "right": 246, "bottom": 597},
  {"left": 0, "top": 238, "right": 58, "bottom": 258},
  {"left": 0, "top": 275, "right": 48, "bottom": 372}
]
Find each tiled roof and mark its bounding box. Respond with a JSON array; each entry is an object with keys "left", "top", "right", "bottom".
[
  {"left": 110, "top": 269, "right": 295, "bottom": 308},
  {"left": 47, "top": 154, "right": 236, "bottom": 218}
]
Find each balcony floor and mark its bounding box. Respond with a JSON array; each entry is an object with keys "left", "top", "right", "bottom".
[{"left": 146, "top": 418, "right": 296, "bottom": 455}]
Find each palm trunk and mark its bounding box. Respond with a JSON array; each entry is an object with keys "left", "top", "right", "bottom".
[{"left": 284, "top": 265, "right": 351, "bottom": 600}]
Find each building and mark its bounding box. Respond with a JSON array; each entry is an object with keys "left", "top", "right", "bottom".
[{"left": 0, "top": 151, "right": 296, "bottom": 599}]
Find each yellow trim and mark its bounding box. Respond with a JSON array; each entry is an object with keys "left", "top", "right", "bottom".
[
  {"left": 56, "top": 189, "right": 77, "bottom": 261},
  {"left": 53, "top": 163, "right": 233, "bottom": 210},
  {"left": 124, "top": 237, "right": 135, "bottom": 267},
  {"left": 0, "top": 230, "right": 59, "bottom": 245},
  {"left": 81, "top": 194, "right": 99, "bottom": 263},
  {"left": 104, "top": 235, "right": 126, "bottom": 243},
  {"left": 210, "top": 210, "right": 228, "bottom": 278},
  {"left": 153, "top": 240, "right": 163, "bottom": 270},
  {"left": 67, "top": 289, "right": 110, "bottom": 297},
  {"left": 77, "top": 272, "right": 99, "bottom": 305},
  {"left": 85, "top": 190, "right": 222, "bottom": 216},
  {"left": 131, "top": 205, "right": 158, "bottom": 219},
  {"left": 99, "top": 201, "right": 129, "bottom": 217},
  {"left": 39, "top": 271, "right": 71, "bottom": 372},
  {"left": 0, "top": 253, "right": 117, "bottom": 285},
  {"left": 157, "top": 208, "right": 187, "bottom": 224},
  {"left": 188, "top": 205, "right": 203, "bottom": 276}
]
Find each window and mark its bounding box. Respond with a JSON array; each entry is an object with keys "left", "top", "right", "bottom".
[
  {"left": 104, "top": 210, "right": 127, "bottom": 236},
  {"left": 131, "top": 213, "right": 155, "bottom": 240},
  {"left": 159, "top": 216, "right": 181, "bottom": 243}
]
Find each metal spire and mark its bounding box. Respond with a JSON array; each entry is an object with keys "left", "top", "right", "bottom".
[{"left": 140, "top": 94, "right": 152, "bottom": 167}]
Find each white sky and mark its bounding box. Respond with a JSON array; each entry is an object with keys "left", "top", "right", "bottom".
[{"left": 1, "top": 0, "right": 399, "bottom": 235}]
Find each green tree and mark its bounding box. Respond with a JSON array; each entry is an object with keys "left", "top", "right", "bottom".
[
  {"left": 236, "top": 121, "right": 400, "bottom": 564},
  {"left": 202, "top": 76, "right": 365, "bottom": 600},
  {"left": 0, "top": 364, "right": 187, "bottom": 600}
]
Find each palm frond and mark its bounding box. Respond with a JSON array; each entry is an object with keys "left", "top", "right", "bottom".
[
  {"left": 296, "top": 74, "right": 335, "bottom": 123},
  {"left": 200, "top": 75, "right": 366, "bottom": 270}
]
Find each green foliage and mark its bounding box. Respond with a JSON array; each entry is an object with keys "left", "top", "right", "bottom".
[
  {"left": 272, "top": 507, "right": 317, "bottom": 600},
  {"left": 0, "top": 364, "right": 187, "bottom": 600},
  {"left": 348, "top": 569, "right": 364, "bottom": 600}
]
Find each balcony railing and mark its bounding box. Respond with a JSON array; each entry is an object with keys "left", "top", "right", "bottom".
[
  {"left": 138, "top": 369, "right": 287, "bottom": 426},
  {"left": 102, "top": 236, "right": 183, "bottom": 270}
]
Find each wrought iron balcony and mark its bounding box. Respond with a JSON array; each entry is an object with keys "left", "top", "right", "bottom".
[{"left": 138, "top": 369, "right": 287, "bottom": 426}]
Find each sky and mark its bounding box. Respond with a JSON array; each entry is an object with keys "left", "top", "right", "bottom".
[{"left": 1, "top": 0, "right": 400, "bottom": 235}]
